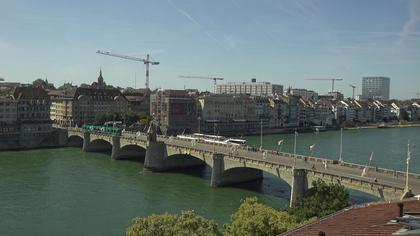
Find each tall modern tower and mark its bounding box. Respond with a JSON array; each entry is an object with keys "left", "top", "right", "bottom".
[{"left": 362, "top": 76, "right": 390, "bottom": 100}]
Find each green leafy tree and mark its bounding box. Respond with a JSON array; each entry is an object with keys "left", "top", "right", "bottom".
[
  {"left": 127, "top": 210, "right": 222, "bottom": 236},
  {"left": 289, "top": 179, "right": 350, "bottom": 221},
  {"left": 95, "top": 112, "right": 108, "bottom": 124},
  {"left": 223, "top": 197, "right": 300, "bottom": 236}
]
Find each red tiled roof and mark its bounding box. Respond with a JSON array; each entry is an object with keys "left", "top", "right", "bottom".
[{"left": 282, "top": 198, "right": 420, "bottom": 236}]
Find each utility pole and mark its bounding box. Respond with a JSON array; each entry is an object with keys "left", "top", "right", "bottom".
[{"left": 339, "top": 128, "right": 343, "bottom": 163}]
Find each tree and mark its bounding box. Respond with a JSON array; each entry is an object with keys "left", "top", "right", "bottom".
[
  {"left": 127, "top": 210, "right": 222, "bottom": 236},
  {"left": 223, "top": 197, "right": 300, "bottom": 236},
  {"left": 289, "top": 179, "right": 349, "bottom": 222},
  {"left": 95, "top": 112, "right": 108, "bottom": 124}
]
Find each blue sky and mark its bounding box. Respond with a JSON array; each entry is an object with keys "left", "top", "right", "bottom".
[{"left": 1, "top": 0, "right": 419, "bottom": 99}]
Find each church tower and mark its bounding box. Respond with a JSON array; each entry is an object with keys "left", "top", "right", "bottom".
[{"left": 98, "top": 69, "right": 105, "bottom": 89}]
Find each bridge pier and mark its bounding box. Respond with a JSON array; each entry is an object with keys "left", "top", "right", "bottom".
[
  {"left": 210, "top": 153, "right": 224, "bottom": 187},
  {"left": 290, "top": 168, "right": 308, "bottom": 207},
  {"left": 82, "top": 131, "right": 91, "bottom": 152},
  {"left": 144, "top": 140, "right": 166, "bottom": 171},
  {"left": 111, "top": 135, "right": 120, "bottom": 160}
]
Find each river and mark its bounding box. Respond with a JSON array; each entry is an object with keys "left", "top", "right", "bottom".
[{"left": 0, "top": 127, "right": 419, "bottom": 235}]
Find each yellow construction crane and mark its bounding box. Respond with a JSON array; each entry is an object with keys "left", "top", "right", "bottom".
[
  {"left": 179, "top": 75, "right": 224, "bottom": 92},
  {"left": 96, "top": 50, "right": 159, "bottom": 89},
  {"left": 306, "top": 78, "right": 343, "bottom": 92},
  {"left": 349, "top": 84, "right": 356, "bottom": 99}
]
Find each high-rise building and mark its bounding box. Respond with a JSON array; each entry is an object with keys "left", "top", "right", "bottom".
[
  {"left": 215, "top": 79, "right": 283, "bottom": 97},
  {"left": 362, "top": 77, "right": 390, "bottom": 101}
]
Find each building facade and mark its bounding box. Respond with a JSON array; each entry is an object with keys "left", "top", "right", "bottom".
[
  {"left": 288, "top": 88, "right": 318, "bottom": 100},
  {"left": 150, "top": 89, "right": 197, "bottom": 135},
  {"left": 362, "top": 76, "right": 390, "bottom": 101},
  {"left": 216, "top": 79, "right": 283, "bottom": 97},
  {"left": 50, "top": 87, "right": 129, "bottom": 126},
  {"left": 197, "top": 94, "right": 258, "bottom": 135}
]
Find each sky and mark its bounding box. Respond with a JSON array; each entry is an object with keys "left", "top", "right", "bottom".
[{"left": 0, "top": 0, "right": 419, "bottom": 99}]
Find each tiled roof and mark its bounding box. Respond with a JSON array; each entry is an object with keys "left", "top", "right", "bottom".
[
  {"left": 281, "top": 198, "right": 420, "bottom": 236},
  {"left": 12, "top": 86, "right": 49, "bottom": 100}
]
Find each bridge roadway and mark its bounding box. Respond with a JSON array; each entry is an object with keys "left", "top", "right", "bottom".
[{"left": 66, "top": 128, "right": 420, "bottom": 205}]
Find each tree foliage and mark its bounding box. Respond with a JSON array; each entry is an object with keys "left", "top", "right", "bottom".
[
  {"left": 127, "top": 210, "right": 222, "bottom": 236},
  {"left": 223, "top": 197, "right": 300, "bottom": 236},
  {"left": 289, "top": 179, "right": 350, "bottom": 222},
  {"left": 94, "top": 111, "right": 150, "bottom": 125}
]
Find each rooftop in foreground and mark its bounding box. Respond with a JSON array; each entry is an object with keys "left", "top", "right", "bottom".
[{"left": 281, "top": 197, "right": 420, "bottom": 236}]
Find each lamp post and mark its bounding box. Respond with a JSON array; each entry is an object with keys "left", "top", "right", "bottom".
[
  {"left": 277, "top": 139, "right": 284, "bottom": 153},
  {"left": 405, "top": 140, "right": 411, "bottom": 192},
  {"left": 259, "top": 120, "right": 263, "bottom": 151},
  {"left": 198, "top": 117, "right": 201, "bottom": 133},
  {"left": 339, "top": 128, "right": 343, "bottom": 163},
  {"left": 293, "top": 128, "right": 297, "bottom": 166},
  {"left": 213, "top": 123, "right": 217, "bottom": 153}
]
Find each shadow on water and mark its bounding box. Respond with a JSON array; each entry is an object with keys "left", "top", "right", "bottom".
[
  {"left": 169, "top": 166, "right": 291, "bottom": 203},
  {"left": 118, "top": 155, "right": 145, "bottom": 163},
  {"left": 229, "top": 173, "right": 292, "bottom": 202},
  {"left": 167, "top": 165, "right": 212, "bottom": 180}
]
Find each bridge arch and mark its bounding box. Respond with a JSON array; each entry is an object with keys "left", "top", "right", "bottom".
[
  {"left": 68, "top": 135, "right": 83, "bottom": 147},
  {"left": 89, "top": 139, "right": 112, "bottom": 152},
  {"left": 164, "top": 153, "right": 208, "bottom": 170},
  {"left": 117, "top": 144, "right": 146, "bottom": 161}
]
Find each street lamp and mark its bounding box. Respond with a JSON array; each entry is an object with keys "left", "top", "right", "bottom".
[
  {"left": 260, "top": 120, "right": 263, "bottom": 151},
  {"left": 198, "top": 117, "right": 201, "bottom": 133},
  {"left": 293, "top": 128, "right": 298, "bottom": 166},
  {"left": 277, "top": 139, "right": 284, "bottom": 153},
  {"left": 339, "top": 128, "right": 343, "bottom": 163},
  {"left": 405, "top": 140, "right": 411, "bottom": 192}
]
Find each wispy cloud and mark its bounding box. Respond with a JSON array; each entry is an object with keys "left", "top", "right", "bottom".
[
  {"left": 400, "top": 0, "right": 420, "bottom": 43},
  {"left": 166, "top": 0, "right": 224, "bottom": 48}
]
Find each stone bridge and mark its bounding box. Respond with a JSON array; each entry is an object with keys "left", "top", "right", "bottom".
[{"left": 67, "top": 128, "right": 420, "bottom": 206}]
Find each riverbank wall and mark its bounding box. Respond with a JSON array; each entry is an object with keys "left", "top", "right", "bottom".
[{"left": 0, "top": 128, "right": 68, "bottom": 151}]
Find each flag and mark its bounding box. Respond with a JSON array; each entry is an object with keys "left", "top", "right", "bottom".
[
  {"left": 277, "top": 139, "right": 284, "bottom": 146},
  {"left": 309, "top": 144, "right": 316, "bottom": 151}
]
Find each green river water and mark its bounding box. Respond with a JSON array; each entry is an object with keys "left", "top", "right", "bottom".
[{"left": 0, "top": 127, "right": 419, "bottom": 235}]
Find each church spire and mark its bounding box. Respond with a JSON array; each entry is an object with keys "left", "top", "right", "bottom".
[{"left": 97, "top": 68, "right": 105, "bottom": 89}]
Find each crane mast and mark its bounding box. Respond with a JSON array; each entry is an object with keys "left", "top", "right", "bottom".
[
  {"left": 306, "top": 78, "right": 343, "bottom": 92},
  {"left": 96, "top": 50, "right": 159, "bottom": 89}
]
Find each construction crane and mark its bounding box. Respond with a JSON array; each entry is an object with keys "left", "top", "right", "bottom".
[
  {"left": 306, "top": 78, "right": 343, "bottom": 92},
  {"left": 96, "top": 50, "right": 159, "bottom": 89},
  {"left": 349, "top": 84, "right": 356, "bottom": 99},
  {"left": 179, "top": 75, "right": 224, "bottom": 92}
]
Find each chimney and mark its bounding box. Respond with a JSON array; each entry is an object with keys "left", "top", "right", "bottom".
[{"left": 398, "top": 203, "right": 404, "bottom": 217}]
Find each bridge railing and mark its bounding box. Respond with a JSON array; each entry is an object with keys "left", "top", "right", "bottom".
[{"left": 164, "top": 142, "right": 404, "bottom": 190}]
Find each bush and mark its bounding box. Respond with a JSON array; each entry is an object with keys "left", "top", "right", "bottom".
[
  {"left": 223, "top": 197, "right": 300, "bottom": 236},
  {"left": 127, "top": 210, "right": 222, "bottom": 236},
  {"left": 289, "top": 179, "right": 349, "bottom": 221}
]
